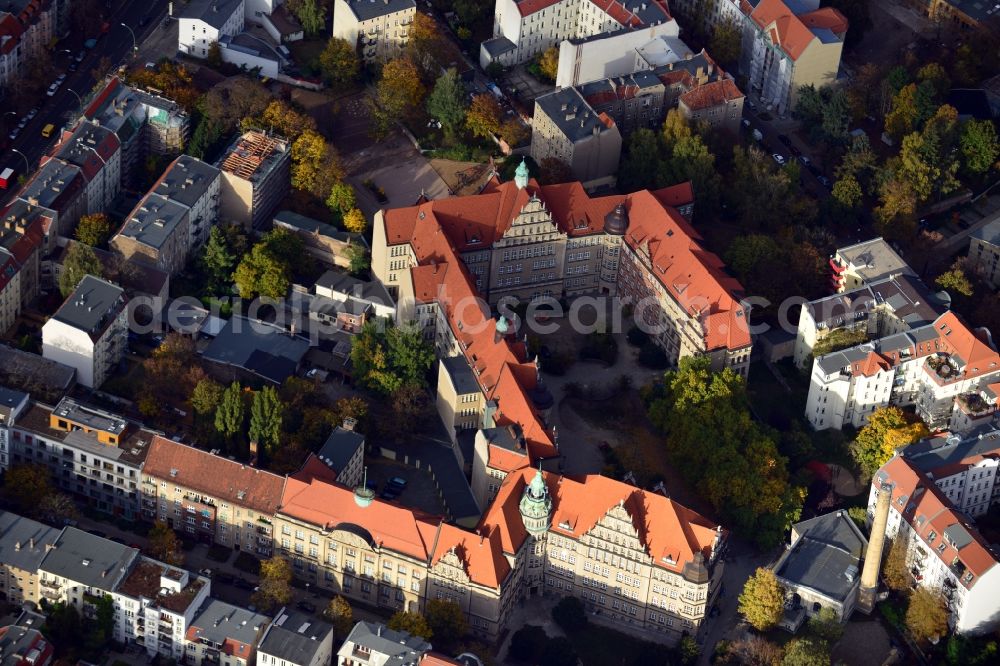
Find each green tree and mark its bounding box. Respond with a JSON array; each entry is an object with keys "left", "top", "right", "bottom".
[
  {"left": 679, "top": 635, "right": 700, "bottom": 665},
  {"left": 960, "top": 118, "right": 999, "bottom": 175},
  {"left": 387, "top": 610, "right": 432, "bottom": 640},
  {"left": 917, "top": 62, "right": 950, "bottom": 99},
  {"left": 906, "top": 589, "right": 949, "bottom": 643},
  {"left": 426, "top": 68, "right": 468, "bottom": 138},
  {"left": 295, "top": 0, "right": 326, "bottom": 37},
  {"left": 206, "top": 41, "right": 223, "bottom": 68},
  {"left": 326, "top": 182, "right": 357, "bottom": 217},
  {"left": 782, "top": 637, "right": 830, "bottom": 666},
  {"left": 807, "top": 607, "right": 843, "bottom": 644},
  {"left": 326, "top": 596, "right": 353, "bottom": 638},
  {"left": 342, "top": 208, "right": 368, "bottom": 234},
  {"left": 936, "top": 260, "right": 974, "bottom": 297},
  {"left": 466, "top": 93, "right": 502, "bottom": 139},
  {"left": 215, "top": 381, "right": 245, "bottom": 440},
  {"left": 883, "top": 537, "right": 911, "bottom": 592},
  {"left": 618, "top": 128, "right": 663, "bottom": 192},
  {"left": 847, "top": 506, "right": 869, "bottom": 531},
  {"left": 190, "top": 378, "right": 224, "bottom": 415},
  {"left": 537, "top": 46, "right": 559, "bottom": 82},
  {"left": 551, "top": 596, "right": 587, "bottom": 632},
  {"left": 75, "top": 213, "right": 113, "bottom": 248},
  {"left": 249, "top": 385, "right": 284, "bottom": 453},
  {"left": 709, "top": 18, "right": 742, "bottom": 67},
  {"left": 738, "top": 568, "right": 785, "bottom": 631},
  {"left": 59, "top": 242, "right": 103, "bottom": 298},
  {"left": 508, "top": 625, "right": 547, "bottom": 662},
  {"left": 291, "top": 129, "right": 341, "bottom": 198},
  {"left": 201, "top": 226, "right": 237, "bottom": 291},
  {"left": 319, "top": 37, "right": 359, "bottom": 85},
  {"left": 836, "top": 133, "right": 879, "bottom": 194},
  {"left": 350, "top": 322, "right": 435, "bottom": 395},
  {"left": 345, "top": 243, "right": 370, "bottom": 276},
  {"left": 885, "top": 84, "right": 920, "bottom": 141},
  {"left": 2, "top": 464, "right": 54, "bottom": 518},
  {"left": 425, "top": 599, "right": 467, "bottom": 650},
  {"left": 147, "top": 521, "right": 183, "bottom": 565},
  {"left": 851, "top": 406, "right": 928, "bottom": 477},
  {"left": 540, "top": 637, "right": 579, "bottom": 666},
  {"left": 233, "top": 244, "right": 291, "bottom": 299},
  {"left": 253, "top": 556, "right": 293, "bottom": 611},
  {"left": 832, "top": 175, "right": 863, "bottom": 209}
]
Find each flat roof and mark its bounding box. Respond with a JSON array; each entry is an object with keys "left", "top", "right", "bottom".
[
  {"left": 117, "top": 558, "right": 206, "bottom": 614},
  {"left": 39, "top": 527, "right": 139, "bottom": 592},
  {"left": 342, "top": 621, "right": 430, "bottom": 664},
  {"left": 215, "top": 131, "right": 289, "bottom": 185},
  {"left": 51, "top": 396, "right": 128, "bottom": 435},
  {"left": 152, "top": 155, "right": 220, "bottom": 209},
  {"left": 0, "top": 386, "right": 28, "bottom": 419},
  {"left": 18, "top": 159, "right": 86, "bottom": 211},
  {"left": 442, "top": 356, "right": 479, "bottom": 395},
  {"left": 15, "top": 402, "right": 155, "bottom": 466},
  {"left": 50, "top": 275, "right": 126, "bottom": 338},
  {"left": 971, "top": 219, "right": 1000, "bottom": 247},
  {"left": 274, "top": 210, "right": 367, "bottom": 245},
  {"left": 315, "top": 271, "right": 391, "bottom": 304},
  {"left": 259, "top": 609, "right": 332, "bottom": 663},
  {"left": 835, "top": 237, "right": 916, "bottom": 284},
  {"left": 189, "top": 599, "right": 271, "bottom": 650},
  {"left": 117, "top": 193, "right": 190, "bottom": 250},
  {"left": 903, "top": 426, "right": 1000, "bottom": 476}
]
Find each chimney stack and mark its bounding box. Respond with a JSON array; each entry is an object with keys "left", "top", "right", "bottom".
[{"left": 858, "top": 481, "right": 893, "bottom": 613}]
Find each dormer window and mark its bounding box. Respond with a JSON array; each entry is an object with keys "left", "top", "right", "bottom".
[
  {"left": 937, "top": 543, "right": 946, "bottom": 553},
  {"left": 927, "top": 531, "right": 936, "bottom": 543}
]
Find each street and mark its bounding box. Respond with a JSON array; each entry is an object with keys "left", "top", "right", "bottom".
[{"left": 0, "top": 0, "right": 169, "bottom": 206}]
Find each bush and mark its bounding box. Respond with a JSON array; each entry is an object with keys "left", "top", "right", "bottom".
[
  {"left": 638, "top": 342, "right": 669, "bottom": 369},
  {"left": 551, "top": 596, "right": 587, "bottom": 632},
  {"left": 626, "top": 326, "right": 649, "bottom": 347}
]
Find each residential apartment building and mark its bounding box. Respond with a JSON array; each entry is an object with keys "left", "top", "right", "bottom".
[
  {"left": 0, "top": 0, "right": 60, "bottom": 95},
  {"left": 0, "top": 210, "right": 45, "bottom": 310},
  {"left": 968, "top": 220, "right": 1000, "bottom": 289},
  {"left": 529, "top": 86, "right": 623, "bottom": 186},
  {"left": 44, "top": 123, "right": 122, "bottom": 216},
  {"left": 481, "top": 0, "right": 672, "bottom": 68},
  {"left": 741, "top": 0, "right": 848, "bottom": 116},
  {"left": 185, "top": 599, "right": 271, "bottom": 666},
  {"left": 533, "top": 53, "right": 744, "bottom": 183},
  {"left": 869, "top": 454, "right": 1000, "bottom": 635},
  {"left": 111, "top": 194, "right": 191, "bottom": 275},
  {"left": 41, "top": 275, "right": 127, "bottom": 389},
  {"left": 668, "top": 0, "right": 746, "bottom": 36},
  {"left": 178, "top": 0, "right": 246, "bottom": 59},
  {"left": 926, "top": 0, "right": 999, "bottom": 31},
  {"left": 140, "top": 437, "right": 285, "bottom": 555},
  {"left": 273, "top": 210, "right": 369, "bottom": 269},
  {"left": 830, "top": 237, "right": 916, "bottom": 293},
  {"left": 7, "top": 396, "right": 157, "bottom": 520},
  {"left": 149, "top": 155, "right": 221, "bottom": 249},
  {"left": 37, "top": 526, "right": 140, "bottom": 612},
  {"left": 332, "top": 0, "right": 415, "bottom": 62},
  {"left": 0, "top": 512, "right": 60, "bottom": 606},
  {"left": 552, "top": 17, "right": 680, "bottom": 88},
  {"left": 309, "top": 271, "right": 395, "bottom": 335},
  {"left": 805, "top": 312, "right": 1000, "bottom": 431},
  {"left": 771, "top": 511, "right": 868, "bottom": 628},
  {"left": 900, "top": 427, "right": 1000, "bottom": 519},
  {"left": 0, "top": 622, "right": 54, "bottom": 665},
  {"left": 337, "top": 621, "right": 431, "bottom": 666},
  {"left": 310, "top": 421, "right": 365, "bottom": 489},
  {"left": 112, "top": 557, "right": 211, "bottom": 661},
  {"left": 0, "top": 387, "right": 29, "bottom": 472},
  {"left": 437, "top": 356, "right": 485, "bottom": 446},
  {"left": 10, "top": 158, "right": 87, "bottom": 250},
  {"left": 215, "top": 131, "right": 290, "bottom": 230},
  {"left": 793, "top": 274, "right": 947, "bottom": 369},
  {"left": 258, "top": 608, "right": 333, "bottom": 666},
  {"left": 82, "top": 77, "right": 191, "bottom": 187}
]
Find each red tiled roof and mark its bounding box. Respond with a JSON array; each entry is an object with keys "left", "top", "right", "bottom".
[
  {"left": 482, "top": 469, "right": 722, "bottom": 572},
  {"left": 678, "top": 78, "right": 744, "bottom": 111},
  {"left": 932, "top": 312, "right": 1000, "bottom": 381},
  {"left": 0, "top": 15, "right": 24, "bottom": 55},
  {"left": 750, "top": 0, "right": 826, "bottom": 61},
  {"left": 420, "top": 655, "right": 463, "bottom": 666},
  {"left": 651, "top": 181, "right": 694, "bottom": 209},
  {"left": 878, "top": 456, "right": 997, "bottom": 587},
  {"left": 799, "top": 7, "right": 848, "bottom": 34},
  {"left": 84, "top": 77, "right": 122, "bottom": 119},
  {"left": 143, "top": 437, "right": 286, "bottom": 515},
  {"left": 431, "top": 523, "right": 511, "bottom": 589}
]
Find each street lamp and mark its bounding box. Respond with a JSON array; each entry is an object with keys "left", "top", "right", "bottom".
[
  {"left": 11, "top": 149, "right": 30, "bottom": 174},
  {"left": 120, "top": 23, "right": 138, "bottom": 55},
  {"left": 66, "top": 88, "right": 83, "bottom": 107}
]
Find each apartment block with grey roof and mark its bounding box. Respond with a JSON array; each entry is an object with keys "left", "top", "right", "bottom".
[
  {"left": 332, "top": 0, "right": 416, "bottom": 62},
  {"left": 0, "top": 387, "right": 29, "bottom": 473},
  {"left": 830, "top": 237, "right": 916, "bottom": 293},
  {"left": 258, "top": 607, "right": 333, "bottom": 666},
  {"left": 152, "top": 156, "right": 221, "bottom": 248},
  {"left": 14, "top": 159, "right": 87, "bottom": 252},
  {"left": 530, "top": 87, "right": 622, "bottom": 187},
  {"left": 337, "top": 621, "right": 431, "bottom": 666},
  {"left": 41, "top": 275, "right": 127, "bottom": 389},
  {"left": 37, "top": 526, "right": 140, "bottom": 609},
  {"left": 47, "top": 122, "right": 122, "bottom": 215},
  {"left": 111, "top": 194, "right": 191, "bottom": 274},
  {"left": 968, "top": 220, "right": 1000, "bottom": 289},
  {"left": 0, "top": 512, "right": 61, "bottom": 606},
  {"left": 186, "top": 599, "right": 271, "bottom": 666}
]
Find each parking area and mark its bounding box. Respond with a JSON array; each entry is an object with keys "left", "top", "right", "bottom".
[
  {"left": 365, "top": 457, "right": 447, "bottom": 516},
  {"left": 500, "top": 63, "right": 554, "bottom": 107}
]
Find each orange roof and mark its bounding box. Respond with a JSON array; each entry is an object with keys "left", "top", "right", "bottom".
[
  {"left": 750, "top": 0, "right": 845, "bottom": 61},
  {"left": 292, "top": 453, "right": 340, "bottom": 485},
  {"left": 431, "top": 523, "right": 511, "bottom": 589},
  {"left": 143, "top": 437, "right": 286, "bottom": 515},
  {"left": 482, "top": 469, "right": 722, "bottom": 572},
  {"left": 420, "top": 655, "right": 463, "bottom": 666},
  {"left": 878, "top": 456, "right": 997, "bottom": 587},
  {"left": 679, "top": 78, "right": 745, "bottom": 111},
  {"left": 622, "top": 191, "right": 751, "bottom": 351},
  {"left": 651, "top": 181, "right": 694, "bottom": 209},
  {"left": 856, "top": 351, "right": 893, "bottom": 377},
  {"left": 932, "top": 312, "right": 1000, "bottom": 381},
  {"left": 800, "top": 7, "right": 848, "bottom": 33}
]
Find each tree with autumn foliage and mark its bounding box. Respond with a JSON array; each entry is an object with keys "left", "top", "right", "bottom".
[
  {"left": 253, "top": 556, "right": 293, "bottom": 611},
  {"left": 371, "top": 58, "right": 426, "bottom": 139},
  {"left": 738, "top": 568, "right": 785, "bottom": 631},
  {"left": 319, "top": 37, "right": 360, "bottom": 85},
  {"left": 291, "top": 130, "right": 343, "bottom": 199},
  {"left": 851, "top": 406, "right": 929, "bottom": 478},
  {"left": 342, "top": 208, "right": 368, "bottom": 234},
  {"left": 75, "top": 213, "right": 113, "bottom": 248},
  {"left": 536, "top": 46, "right": 559, "bottom": 82},
  {"left": 906, "top": 589, "right": 949, "bottom": 644},
  {"left": 465, "top": 94, "right": 502, "bottom": 140}
]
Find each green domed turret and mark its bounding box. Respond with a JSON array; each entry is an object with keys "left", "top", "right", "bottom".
[
  {"left": 514, "top": 158, "right": 529, "bottom": 189},
  {"left": 519, "top": 467, "right": 552, "bottom": 538}
]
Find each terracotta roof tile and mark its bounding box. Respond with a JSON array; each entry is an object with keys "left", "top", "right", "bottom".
[
  {"left": 679, "top": 78, "right": 744, "bottom": 111},
  {"left": 143, "top": 437, "right": 285, "bottom": 515},
  {"left": 751, "top": 0, "right": 839, "bottom": 61},
  {"left": 431, "top": 523, "right": 511, "bottom": 588}
]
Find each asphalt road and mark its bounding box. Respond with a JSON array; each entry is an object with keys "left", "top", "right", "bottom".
[{"left": 0, "top": 0, "right": 168, "bottom": 206}]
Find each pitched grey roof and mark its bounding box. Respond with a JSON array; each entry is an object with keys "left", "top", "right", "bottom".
[
  {"left": 39, "top": 527, "right": 139, "bottom": 592},
  {"left": 0, "top": 512, "right": 61, "bottom": 575},
  {"left": 259, "top": 608, "right": 332, "bottom": 664},
  {"left": 341, "top": 621, "right": 430, "bottom": 666},
  {"left": 315, "top": 271, "right": 390, "bottom": 304},
  {"left": 201, "top": 316, "right": 309, "bottom": 384},
  {"left": 535, "top": 87, "right": 617, "bottom": 144},
  {"left": 341, "top": 0, "right": 415, "bottom": 22},
  {"left": 316, "top": 426, "right": 364, "bottom": 474},
  {"left": 0, "top": 387, "right": 28, "bottom": 421},
  {"left": 51, "top": 275, "right": 126, "bottom": 338},
  {"left": 971, "top": 219, "right": 1000, "bottom": 247},
  {"left": 118, "top": 193, "right": 189, "bottom": 250},
  {"left": 179, "top": 0, "right": 245, "bottom": 29},
  {"left": 902, "top": 426, "right": 1000, "bottom": 476},
  {"left": 189, "top": 599, "right": 271, "bottom": 652},
  {"left": 776, "top": 511, "right": 867, "bottom": 602},
  {"left": 481, "top": 36, "right": 516, "bottom": 58}
]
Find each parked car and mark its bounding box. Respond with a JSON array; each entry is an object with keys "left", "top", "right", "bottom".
[
  {"left": 68, "top": 61, "right": 78, "bottom": 72},
  {"left": 25, "top": 108, "right": 37, "bottom": 120},
  {"left": 46, "top": 82, "right": 60, "bottom": 96},
  {"left": 7, "top": 128, "right": 18, "bottom": 141},
  {"left": 741, "top": 118, "right": 751, "bottom": 129},
  {"left": 199, "top": 568, "right": 214, "bottom": 578},
  {"left": 75, "top": 50, "right": 86, "bottom": 63},
  {"left": 380, "top": 488, "right": 399, "bottom": 501},
  {"left": 388, "top": 476, "right": 408, "bottom": 489},
  {"left": 55, "top": 73, "right": 66, "bottom": 84},
  {"left": 799, "top": 155, "right": 811, "bottom": 166},
  {"left": 817, "top": 175, "right": 832, "bottom": 189},
  {"left": 772, "top": 153, "right": 786, "bottom": 165},
  {"left": 296, "top": 601, "right": 317, "bottom": 614}
]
